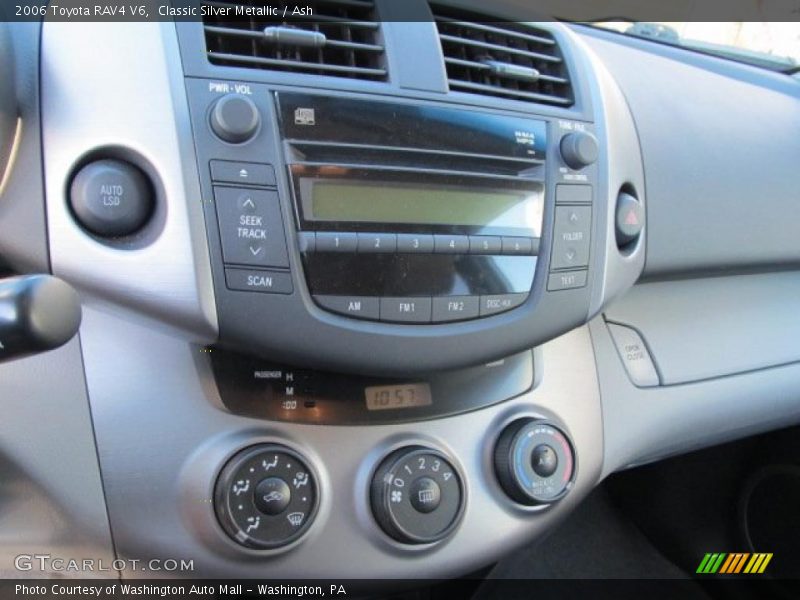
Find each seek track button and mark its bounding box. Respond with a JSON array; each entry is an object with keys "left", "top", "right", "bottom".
[{"left": 215, "top": 187, "right": 290, "bottom": 268}]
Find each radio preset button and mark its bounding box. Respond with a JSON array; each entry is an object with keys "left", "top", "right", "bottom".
[
  {"left": 314, "top": 295, "right": 379, "bottom": 320},
  {"left": 432, "top": 296, "right": 480, "bottom": 322},
  {"left": 551, "top": 206, "right": 591, "bottom": 270},
  {"left": 210, "top": 161, "right": 275, "bottom": 187},
  {"left": 380, "top": 297, "right": 432, "bottom": 323},
  {"left": 434, "top": 235, "right": 470, "bottom": 254},
  {"left": 501, "top": 237, "right": 534, "bottom": 255},
  {"left": 397, "top": 234, "right": 434, "bottom": 253},
  {"left": 468, "top": 235, "right": 502, "bottom": 255},
  {"left": 316, "top": 232, "right": 357, "bottom": 253},
  {"left": 215, "top": 187, "right": 289, "bottom": 268},
  {"left": 225, "top": 268, "right": 293, "bottom": 294},
  {"left": 357, "top": 233, "right": 397, "bottom": 254},
  {"left": 479, "top": 293, "right": 528, "bottom": 316}
]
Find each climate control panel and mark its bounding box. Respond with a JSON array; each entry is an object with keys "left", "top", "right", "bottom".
[
  {"left": 494, "top": 419, "right": 576, "bottom": 505},
  {"left": 215, "top": 444, "right": 318, "bottom": 549},
  {"left": 370, "top": 446, "right": 465, "bottom": 544},
  {"left": 212, "top": 420, "right": 575, "bottom": 551}
]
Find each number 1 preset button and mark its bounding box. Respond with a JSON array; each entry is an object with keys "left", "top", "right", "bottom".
[{"left": 316, "top": 232, "right": 357, "bottom": 252}]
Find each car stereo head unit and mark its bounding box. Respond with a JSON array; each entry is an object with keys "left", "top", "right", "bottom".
[
  {"left": 182, "top": 77, "right": 633, "bottom": 375},
  {"left": 277, "top": 92, "right": 547, "bottom": 324}
]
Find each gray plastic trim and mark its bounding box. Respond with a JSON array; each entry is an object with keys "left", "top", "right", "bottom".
[
  {"left": 0, "top": 22, "right": 50, "bottom": 273},
  {"left": 605, "top": 272, "right": 800, "bottom": 385},
  {"left": 581, "top": 31, "right": 800, "bottom": 276},
  {"left": 0, "top": 337, "right": 116, "bottom": 577},
  {"left": 78, "top": 300, "right": 603, "bottom": 579},
  {"left": 41, "top": 22, "right": 217, "bottom": 339},
  {"left": 590, "top": 317, "right": 800, "bottom": 476},
  {"left": 571, "top": 33, "right": 646, "bottom": 316}
]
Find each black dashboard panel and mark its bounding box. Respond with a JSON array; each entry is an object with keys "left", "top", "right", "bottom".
[{"left": 180, "top": 73, "right": 616, "bottom": 375}]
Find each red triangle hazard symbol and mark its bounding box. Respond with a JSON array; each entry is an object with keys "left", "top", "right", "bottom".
[{"left": 624, "top": 209, "right": 639, "bottom": 226}]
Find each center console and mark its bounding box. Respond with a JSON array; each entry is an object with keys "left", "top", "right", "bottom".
[
  {"left": 184, "top": 76, "right": 609, "bottom": 374},
  {"left": 36, "top": 4, "right": 646, "bottom": 580}
]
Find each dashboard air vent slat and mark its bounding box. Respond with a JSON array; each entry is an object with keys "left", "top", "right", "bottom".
[
  {"left": 202, "top": 0, "right": 387, "bottom": 81},
  {"left": 432, "top": 7, "right": 573, "bottom": 107}
]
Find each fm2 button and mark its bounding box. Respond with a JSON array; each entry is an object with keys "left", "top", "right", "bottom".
[{"left": 69, "top": 159, "right": 154, "bottom": 238}]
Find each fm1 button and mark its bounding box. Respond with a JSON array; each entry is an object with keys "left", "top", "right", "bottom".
[
  {"left": 69, "top": 159, "right": 154, "bottom": 237},
  {"left": 255, "top": 477, "right": 292, "bottom": 515}
]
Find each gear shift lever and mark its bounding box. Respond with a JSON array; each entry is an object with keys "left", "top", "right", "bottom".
[{"left": 0, "top": 275, "right": 82, "bottom": 364}]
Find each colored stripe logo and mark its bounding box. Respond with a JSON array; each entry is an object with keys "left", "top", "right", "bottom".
[{"left": 696, "top": 553, "right": 773, "bottom": 574}]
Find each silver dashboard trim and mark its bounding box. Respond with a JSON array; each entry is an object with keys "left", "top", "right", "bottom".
[
  {"left": 41, "top": 22, "right": 217, "bottom": 340},
  {"left": 78, "top": 301, "right": 603, "bottom": 578}
]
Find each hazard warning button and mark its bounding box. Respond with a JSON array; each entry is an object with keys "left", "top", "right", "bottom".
[{"left": 615, "top": 192, "right": 644, "bottom": 247}]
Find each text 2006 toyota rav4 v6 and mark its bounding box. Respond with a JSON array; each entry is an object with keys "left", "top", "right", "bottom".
[{"left": 1, "top": 2, "right": 799, "bottom": 599}]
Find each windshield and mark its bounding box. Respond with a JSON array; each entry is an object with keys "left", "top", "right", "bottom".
[{"left": 588, "top": 22, "right": 800, "bottom": 73}]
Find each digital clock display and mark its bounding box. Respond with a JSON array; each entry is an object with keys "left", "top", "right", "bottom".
[{"left": 365, "top": 383, "right": 433, "bottom": 411}]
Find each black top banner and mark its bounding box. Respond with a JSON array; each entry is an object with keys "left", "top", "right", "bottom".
[{"left": 1, "top": 0, "right": 800, "bottom": 23}]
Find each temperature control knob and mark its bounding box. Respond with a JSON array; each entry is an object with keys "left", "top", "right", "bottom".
[
  {"left": 371, "top": 446, "right": 464, "bottom": 544},
  {"left": 209, "top": 94, "right": 261, "bottom": 144},
  {"left": 494, "top": 419, "right": 575, "bottom": 505},
  {"left": 214, "top": 444, "right": 318, "bottom": 549},
  {"left": 560, "top": 131, "right": 598, "bottom": 170}
]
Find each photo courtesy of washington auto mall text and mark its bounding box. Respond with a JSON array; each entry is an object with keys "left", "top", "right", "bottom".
[{"left": 12, "top": 583, "right": 348, "bottom": 598}]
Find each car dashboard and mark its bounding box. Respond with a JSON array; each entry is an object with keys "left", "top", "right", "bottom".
[{"left": 1, "top": 1, "right": 799, "bottom": 583}]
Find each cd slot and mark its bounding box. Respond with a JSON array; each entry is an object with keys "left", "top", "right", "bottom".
[
  {"left": 289, "top": 161, "right": 542, "bottom": 183},
  {"left": 286, "top": 140, "right": 543, "bottom": 177}
]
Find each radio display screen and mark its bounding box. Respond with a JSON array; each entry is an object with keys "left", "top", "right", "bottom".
[
  {"left": 365, "top": 383, "right": 433, "bottom": 411},
  {"left": 303, "top": 180, "right": 544, "bottom": 234}
]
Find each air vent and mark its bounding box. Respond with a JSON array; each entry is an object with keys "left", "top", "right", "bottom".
[
  {"left": 432, "top": 7, "right": 573, "bottom": 106},
  {"left": 202, "top": 0, "right": 387, "bottom": 81}
]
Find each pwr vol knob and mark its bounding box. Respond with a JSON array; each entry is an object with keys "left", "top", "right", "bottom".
[
  {"left": 494, "top": 419, "right": 575, "bottom": 505},
  {"left": 209, "top": 94, "right": 261, "bottom": 144}
]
